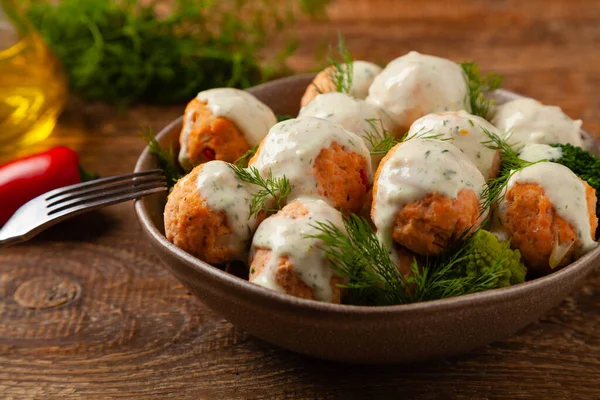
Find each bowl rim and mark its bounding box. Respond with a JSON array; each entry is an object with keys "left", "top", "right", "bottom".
[{"left": 134, "top": 76, "right": 600, "bottom": 316}]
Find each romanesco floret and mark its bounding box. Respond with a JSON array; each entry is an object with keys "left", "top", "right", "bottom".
[
  {"left": 460, "top": 230, "right": 527, "bottom": 288},
  {"left": 550, "top": 143, "right": 600, "bottom": 218}
]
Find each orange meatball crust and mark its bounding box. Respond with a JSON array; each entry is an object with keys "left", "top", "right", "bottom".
[
  {"left": 300, "top": 67, "right": 336, "bottom": 108},
  {"left": 164, "top": 166, "right": 236, "bottom": 264},
  {"left": 314, "top": 141, "right": 371, "bottom": 213},
  {"left": 180, "top": 98, "right": 250, "bottom": 169},
  {"left": 500, "top": 182, "right": 597, "bottom": 275},
  {"left": 250, "top": 250, "right": 344, "bottom": 303},
  {"left": 391, "top": 189, "right": 481, "bottom": 256}
]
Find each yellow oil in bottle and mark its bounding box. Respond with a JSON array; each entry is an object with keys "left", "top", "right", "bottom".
[{"left": 0, "top": 28, "right": 67, "bottom": 156}]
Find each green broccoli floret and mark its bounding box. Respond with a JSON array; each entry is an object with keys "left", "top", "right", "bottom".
[
  {"left": 459, "top": 230, "right": 527, "bottom": 288},
  {"left": 549, "top": 143, "right": 600, "bottom": 218}
]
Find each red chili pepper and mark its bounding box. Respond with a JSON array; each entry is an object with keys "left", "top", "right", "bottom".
[{"left": 0, "top": 147, "right": 96, "bottom": 225}]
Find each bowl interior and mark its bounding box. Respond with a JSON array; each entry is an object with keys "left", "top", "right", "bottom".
[
  {"left": 134, "top": 74, "right": 600, "bottom": 363},
  {"left": 139, "top": 76, "right": 599, "bottom": 270}
]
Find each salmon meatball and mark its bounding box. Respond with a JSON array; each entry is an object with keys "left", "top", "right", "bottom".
[
  {"left": 299, "top": 91, "right": 394, "bottom": 168},
  {"left": 408, "top": 110, "right": 502, "bottom": 179},
  {"left": 367, "top": 52, "right": 469, "bottom": 134},
  {"left": 492, "top": 98, "right": 583, "bottom": 151},
  {"left": 372, "top": 139, "right": 486, "bottom": 256},
  {"left": 249, "top": 117, "right": 373, "bottom": 213},
  {"left": 164, "top": 161, "right": 262, "bottom": 264},
  {"left": 179, "top": 88, "right": 277, "bottom": 171},
  {"left": 495, "top": 162, "right": 598, "bottom": 275},
  {"left": 300, "top": 60, "right": 382, "bottom": 107},
  {"left": 249, "top": 199, "right": 347, "bottom": 303}
]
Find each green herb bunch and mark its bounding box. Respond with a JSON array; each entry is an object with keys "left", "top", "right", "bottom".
[{"left": 27, "top": 0, "right": 329, "bottom": 104}]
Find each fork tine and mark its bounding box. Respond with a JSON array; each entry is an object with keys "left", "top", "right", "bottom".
[
  {"left": 47, "top": 175, "right": 166, "bottom": 208},
  {"left": 48, "top": 180, "right": 167, "bottom": 215},
  {"left": 45, "top": 169, "right": 165, "bottom": 201},
  {"left": 50, "top": 186, "right": 168, "bottom": 220}
]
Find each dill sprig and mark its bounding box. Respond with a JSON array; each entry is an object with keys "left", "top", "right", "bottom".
[
  {"left": 364, "top": 119, "right": 399, "bottom": 155},
  {"left": 479, "top": 128, "right": 543, "bottom": 212},
  {"left": 364, "top": 119, "right": 447, "bottom": 156},
  {"left": 309, "top": 214, "right": 411, "bottom": 305},
  {"left": 408, "top": 231, "right": 505, "bottom": 302},
  {"left": 141, "top": 127, "right": 183, "bottom": 187},
  {"left": 399, "top": 127, "right": 447, "bottom": 142},
  {"left": 228, "top": 165, "right": 291, "bottom": 217},
  {"left": 309, "top": 214, "right": 504, "bottom": 306},
  {"left": 460, "top": 62, "right": 503, "bottom": 120},
  {"left": 328, "top": 33, "right": 354, "bottom": 94},
  {"left": 234, "top": 145, "right": 258, "bottom": 167}
]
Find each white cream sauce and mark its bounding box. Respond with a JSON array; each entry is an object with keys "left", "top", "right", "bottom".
[
  {"left": 372, "top": 139, "right": 486, "bottom": 249},
  {"left": 196, "top": 160, "right": 262, "bottom": 260},
  {"left": 366, "top": 51, "right": 470, "bottom": 131},
  {"left": 492, "top": 98, "right": 583, "bottom": 151},
  {"left": 498, "top": 162, "right": 597, "bottom": 255},
  {"left": 198, "top": 88, "right": 277, "bottom": 146},
  {"left": 408, "top": 110, "right": 501, "bottom": 179},
  {"left": 178, "top": 111, "right": 197, "bottom": 171},
  {"left": 250, "top": 198, "right": 346, "bottom": 302},
  {"left": 298, "top": 92, "right": 390, "bottom": 168},
  {"left": 518, "top": 143, "right": 563, "bottom": 163},
  {"left": 347, "top": 60, "right": 383, "bottom": 99},
  {"left": 249, "top": 116, "right": 373, "bottom": 205}
]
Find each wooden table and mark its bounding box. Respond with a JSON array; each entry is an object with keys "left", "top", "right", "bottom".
[{"left": 2, "top": 1, "right": 600, "bottom": 398}]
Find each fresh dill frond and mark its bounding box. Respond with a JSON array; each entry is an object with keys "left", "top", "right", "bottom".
[
  {"left": 308, "top": 214, "right": 411, "bottom": 305},
  {"left": 141, "top": 127, "right": 183, "bottom": 187},
  {"left": 228, "top": 165, "right": 291, "bottom": 217},
  {"left": 399, "top": 127, "right": 447, "bottom": 143},
  {"left": 234, "top": 145, "right": 258, "bottom": 167},
  {"left": 328, "top": 33, "right": 354, "bottom": 94},
  {"left": 365, "top": 126, "right": 449, "bottom": 159},
  {"left": 460, "top": 61, "right": 503, "bottom": 120},
  {"left": 479, "top": 127, "right": 543, "bottom": 213},
  {"left": 364, "top": 119, "right": 447, "bottom": 156},
  {"left": 410, "top": 255, "right": 505, "bottom": 302},
  {"left": 309, "top": 214, "right": 509, "bottom": 306},
  {"left": 364, "top": 118, "right": 399, "bottom": 155}
]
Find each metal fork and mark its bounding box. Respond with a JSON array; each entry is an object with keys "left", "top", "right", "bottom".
[{"left": 0, "top": 169, "right": 167, "bottom": 248}]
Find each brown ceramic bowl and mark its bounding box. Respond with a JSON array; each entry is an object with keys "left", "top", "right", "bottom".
[{"left": 134, "top": 74, "right": 600, "bottom": 364}]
